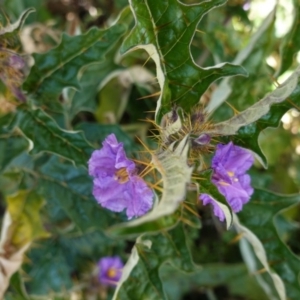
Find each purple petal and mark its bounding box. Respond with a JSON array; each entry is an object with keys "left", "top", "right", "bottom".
[
  {"left": 239, "top": 173, "right": 254, "bottom": 198},
  {"left": 200, "top": 194, "right": 225, "bottom": 222},
  {"left": 124, "top": 176, "right": 153, "bottom": 219},
  {"left": 88, "top": 149, "right": 115, "bottom": 177},
  {"left": 212, "top": 142, "right": 254, "bottom": 174},
  {"left": 115, "top": 146, "right": 135, "bottom": 172},
  {"left": 93, "top": 177, "right": 127, "bottom": 212},
  {"left": 11, "top": 86, "right": 26, "bottom": 102},
  {"left": 88, "top": 133, "right": 135, "bottom": 178}
]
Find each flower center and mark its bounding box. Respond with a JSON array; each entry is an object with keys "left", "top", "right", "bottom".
[
  {"left": 115, "top": 167, "right": 129, "bottom": 183},
  {"left": 227, "top": 171, "right": 239, "bottom": 182},
  {"left": 107, "top": 267, "right": 117, "bottom": 279}
]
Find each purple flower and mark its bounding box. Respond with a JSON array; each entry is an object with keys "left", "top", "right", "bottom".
[
  {"left": 200, "top": 142, "right": 254, "bottom": 220},
  {"left": 98, "top": 256, "right": 123, "bottom": 286},
  {"left": 88, "top": 133, "right": 153, "bottom": 219}
]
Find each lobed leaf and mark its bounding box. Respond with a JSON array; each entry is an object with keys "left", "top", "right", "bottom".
[{"left": 122, "top": 0, "right": 247, "bottom": 122}]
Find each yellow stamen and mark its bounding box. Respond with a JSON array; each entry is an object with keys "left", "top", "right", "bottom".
[
  {"left": 219, "top": 180, "right": 230, "bottom": 186},
  {"left": 107, "top": 268, "right": 117, "bottom": 278},
  {"left": 227, "top": 171, "right": 239, "bottom": 182},
  {"left": 115, "top": 168, "right": 129, "bottom": 184}
]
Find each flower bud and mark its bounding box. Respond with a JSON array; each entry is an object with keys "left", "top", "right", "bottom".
[
  {"left": 8, "top": 55, "right": 25, "bottom": 70},
  {"left": 194, "top": 133, "right": 211, "bottom": 145}
]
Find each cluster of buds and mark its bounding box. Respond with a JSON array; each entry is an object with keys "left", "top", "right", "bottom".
[{"left": 160, "top": 105, "right": 254, "bottom": 221}]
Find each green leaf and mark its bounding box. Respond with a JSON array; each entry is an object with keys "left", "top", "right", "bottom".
[
  {"left": 66, "top": 7, "right": 133, "bottom": 120},
  {"left": 162, "top": 263, "right": 269, "bottom": 300},
  {"left": 24, "top": 240, "right": 73, "bottom": 295},
  {"left": 67, "top": 62, "right": 120, "bottom": 120},
  {"left": 122, "top": 0, "right": 247, "bottom": 121},
  {"left": 278, "top": 0, "right": 300, "bottom": 75},
  {"left": 36, "top": 156, "right": 116, "bottom": 232},
  {"left": 236, "top": 189, "right": 300, "bottom": 299},
  {"left": 0, "top": 135, "right": 29, "bottom": 173},
  {"left": 23, "top": 23, "right": 127, "bottom": 102},
  {"left": 113, "top": 222, "right": 198, "bottom": 300},
  {"left": 75, "top": 122, "right": 138, "bottom": 154},
  {"left": 11, "top": 105, "right": 93, "bottom": 167},
  {"left": 95, "top": 66, "right": 154, "bottom": 123},
  {"left": 59, "top": 230, "right": 123, "bottom": 270},
  {"left": 7, "top": 272, "right": 30, "bottom": 300}
]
